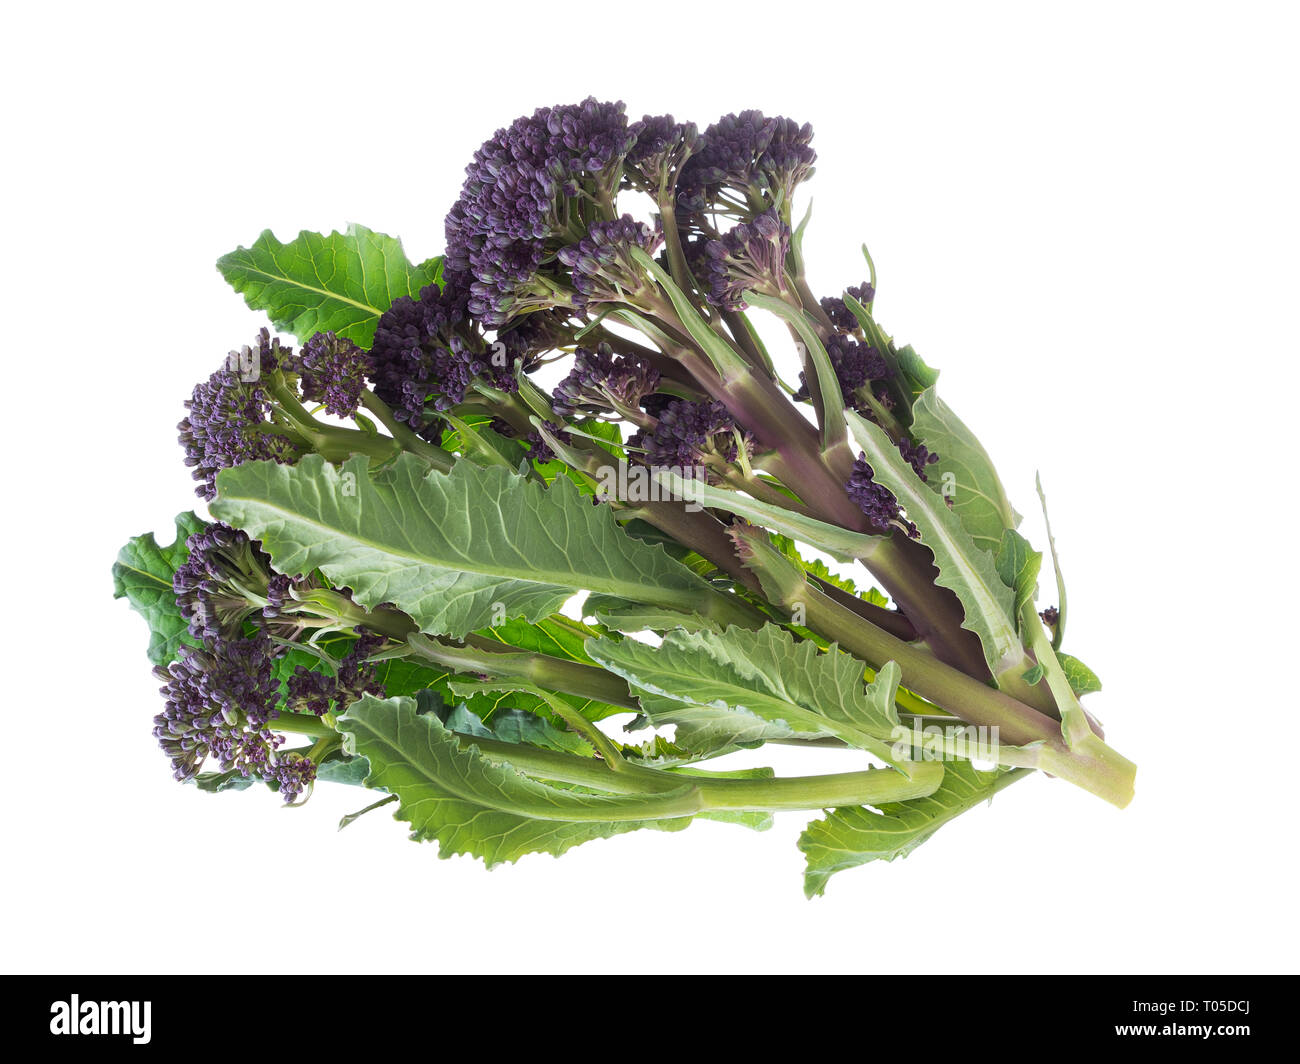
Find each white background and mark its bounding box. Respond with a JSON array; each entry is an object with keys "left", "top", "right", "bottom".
[{"left": 3, "top": 0, "right": 1296, "bottom": 973}]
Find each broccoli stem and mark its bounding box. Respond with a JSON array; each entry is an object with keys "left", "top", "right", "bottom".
[
  {"left": 404, "top": 634, "right": 641, "bottom": 711},
  {"left": 264, "top": 712, "right": 335, "bottom": 739},
  {"left": 782, "top": 578, "right": 1134, "bottom": 805},
  {"left": 358, "top": 390, "right": 454, "bottom": 471},
  {"left": 617, "top": 265, "right": 1009, "bottom": 680},
  {"left": 463, "top": 734, "right": 947, "bottom": 813}
]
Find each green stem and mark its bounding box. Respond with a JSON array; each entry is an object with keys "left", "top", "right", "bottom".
[
  {"left": 359, "top": 391, "right": 455, "bottom": 472},
  {"left": 464, "top": 733, "right": 945, "bottom": 812},
  {"left": 1019, "top": 600, "right": 1095, "bottom": 748},
  {"left": 690, "top": 761, "right": 944, "bottom": 811},
  {"left": 799, "top": 582, "right": 1057, "bottom": 746},
  {"left": 518, "top": 684, "right": 629, "bottom": 770},
  {"left": 790, "top": 273, "right": 838, "bottom": 334},
  {"left": 272, "top": 713, "right": 337, "bottom": 739},
  {"left": 721, "top": 468, "right": 817, "bottom": 517},
  {"left": 860, "top": 243, "right": 878, "bottom": 300},
  {"left": 859, "top": 535, "right": 995, "bottom": 681},
  {"left": 290, "top": 588, "right": 416, "bottom": 642},
  {"left": 265, "top": 376, "right": 401, "bottom": 464},
  {"left": 1036, "top": 474, "right": 1069, "bottom": 652},
  {"left": 338, "top": 794, "right": 398, "bottom": 829},
  {"left": 799, "top": 583, "right": 1133, "bottom": 805},
  {"left": 720, "top": 308, "right": 776, "bottom": 374},
  {"left": 657, "top": 190, "right": 698, "bottom": 303},
  {"left": 736, "top": 533, "right": 1134, "bottom": 806},
  {"left": 404, "top": 633, "right": 641, "bottom": 711}
]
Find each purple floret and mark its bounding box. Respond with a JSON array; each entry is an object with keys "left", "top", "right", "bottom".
[
  {"left": 295, "top": 332, "right": 373, "bottom": 418},
  {"left": 700, "top": 209, "right": 790, "bottom": 310},
  {"left": 626, "top": 114, "right": 699, "bottom": 193},
  {"left": 178, "top": 329, "right": 300, "bottom": 500},
  {"left": 679, "top": 111, "right": 816, "bottom": 214},
  {"left": 898, "top": 436, "right": 940, "bottom": 482},
  {"left": 173, "top": 522, "right": 308, "bottom": 642},
  {"left": 444, "top": 98, "right": 635, "bottom": 325},
  {"left": 553, "top": 343, "right": 661, "bottom": 419},
  {"left": 794, "top": 334, "right": 892, "bottom": 408},
  {"left": 557, "top": 214, "right": 663, "bottom": 310},
  {"left": 152, "top": 632, "right": 285, "bottom": 784},
  {"left": 154, "top": 619, "right": 386, "bottom": 801},
  {"left": 847, "top": 454, "right": 914, "bottom": 537},
  {"left": 630, "top": 399, "right": 748, "bottom": 475},
  {"left": 369, "top": 278, "right": 514, "bottom": 431},
  {"left": 286, "top": 630, "right": 386, "bottom": 717},
  {"left": 846, "top": 436, "right": 940, "bottom": 535},
  {"left": 820, "top": 282, "right": 876, "bottom": 332},
  {"left": 522, "top": 420, "right": 572, "bottom": 463}
]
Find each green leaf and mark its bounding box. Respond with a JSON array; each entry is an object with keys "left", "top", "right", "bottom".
[
  {"left": 770, "top": 533, "right": 888, "bottom": 604},
  {"left": 799, "top": 763, "right": 1030, "bottom": 897},
  {"left": 474, "top": 614, "right": 606, "bottom": 666},
  {"left": 587, "top": 625, "right": 905, "bottom": 766},
  {"left": 369, "top": 655, "right": 461, "bottom": 700},
  {"left": 212, "top": 453, "right": 741, "bottom": 639},
  {"left": 344, "top": 646, "right": 537, "bottom": 727},
  {"left": 1057, "top": 653, "right": 1102, "bottom": 696},
  {"left": 112, "top": 512, "right": 207, "bottom": 665},
  {"left": 216, "top": 225, "right": 441, "bottom": 348},
  {"left": 845, "top": 410, "right": 1024, "bottom": 676},
  {"left": 471, "top": 615, "right": 628, "bottom": 724},
  {"left": 337, "top": 695, "right": 695, "bottom": 866},
  {"left": 439, "top": 413, "right": 526, "bottom": 470},
  {"left": 193, "top": 769, "right": 264, "bottom": 793},
  {"left": 316, "top": 754, "right": 372, "bottom": 787},
  {"left": 441, "top": 703, "right": 595, "bottom": 758},
  {"left": 842, "top": 296, "right": 938, "bottom": 407},
  {"left": 995, "top": 528, "right": 1043, "bottom": 616},
  {"left": 910, "top": 387, "right": 1017, "bottom": 552},
  {"left": 893, "top": 344, "right": 940, "bottom": 394},
  {"left": 651, "top": 468, "right": 881, "bottom": 563},
  {"left": 583, "top": 595, "right": 722, "bottom": 634},
  {"left": 628, "top": 247, "right": 752, "bottom": 379},
  {"left": 743, "top": 290, "right": 848, "bottom": 451}
]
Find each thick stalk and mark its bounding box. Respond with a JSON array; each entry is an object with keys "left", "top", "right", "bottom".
[
  {"left": 464, "top": 734, "right": 946, "bottom": 812},
  {"left": 273, "top": 713, "right": 337, "bottom": 739},
  {"left": 359, "top": 391, "right": 455, "bottom": 472},
  {"left": 656, "top": 189, "right": 699, "bottom": 303},
  {"left": 790, "top": 273, "right": 837, "bottom": 335},
  {"left": 405, "top": 634, "right": 640, "bottom": 711},
  {"left": 797, "top": 582, "right": 1134, "bottom": 806},
  {"left": 737, "top": 536, "right": 1133, "bottom": 805},
  {"left": 800, "top": 583, "right": 1059, "bottom": 745},
  {"left": 855, "top": 536, "right": 1064, "bottom": 718},
  {"left": 810, "top": 575, "right": 918, "bottom": 642},
  {"left": 264, "top": 377, "right": 402, "bottom": 464},
  {"left": 627, "top": 246, "right": 1020, "bottom": 683},
  {"left": 864, "top": 534, "right": 995, "bottom": 681}
]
